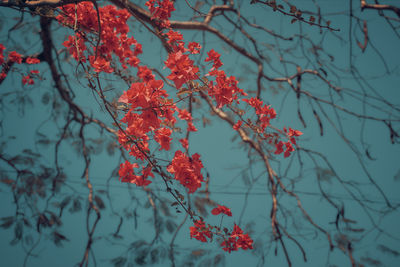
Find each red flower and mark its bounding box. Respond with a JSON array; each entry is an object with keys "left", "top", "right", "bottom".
[
  {"left": 274, "top": 141, "right": 295, "bottom": 158},
  {"left": 166, "top": 29, "right": 184, "bottom": 46},
  {"left": 89, "top": 56, "right": 113, "bottom": 73},
  {"left": 62, "top": 35, "right": 87, "bottom": 62},
  {"left": 274, "top": 141, "right": 284, "bottom": 155},
  {"left": 242, "top": 97, "right": 276, "bottom": 130},
  {"left": 285, "top": 127, "right": 303, "bottom": 145},
  {"left": 177, "top": 108, "right": 192, "bottom": 121},
  {"left": 211, "top": 205, "right": 232, "bottom": 216},
  {"left": 179, "top": 138, "right": 188, "bottom": 150},
  {"left": 236, "top": 233, "right": 254, "bottom": 250},
  {"left": 8, "top": 51, "right": 22, "bottom": 64},
  {"left": 190, "top": 219, "right": 212, "bottom": 242},
  {"left": 0, "top": 43, "right": 5, "bottom": 64},
  {"left": 206, "top": 70, "right": 247, "bottom": 108},
  {"left": 137, "top": 66, "right": 155, "bottom": 82},
  {"left": 0, "top": 72, "right": 7, "bottom": 81},
  {"left": 164, "top": 51, "right": 199, "bottom": 89},
  {"left": 187, "top": 121, "right": 197, "bottom": 132},
  {"left": 167, "top": 150, "right": 204, "bottom": 193},
  {"left": 220, "top": 224, "right": 253, "bottom": 252},
  {"left": 233, "top": 120, "right": 242, "bottom": 131},
  {"left": 30, "top": 70, "right": 40, "bottom": 75},
  {"left": 128, "top": 56, "right": 140, "bottom": 67},
  {"left": 284, "top": 142, "right": 295, "bottom": 158},
  {"left": 118, "top": 161, "right": 153, "bottom": 186},
  {"left": 145, "top": 0, "right": 175, "bottom": 27},
  {"left": 26, "top": 57, "right": 40, "bottom": 64},
  {"left": 188, "top": 42, "right": 201, "bottom": 54},
  {"left": 22, "top": 75, "right": 34, "bottom": 85},
  {"left": 205, "top": 49, "right": 223, "bottom": 70},
  {"left": 154, "top": 127, "right": 172, "bottom": 151},
  {"left": 221, "top": 237, "right": 238, "bottom": 253}
]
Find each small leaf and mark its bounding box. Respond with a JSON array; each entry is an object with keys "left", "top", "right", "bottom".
[
  {"left": 214, "top": 254, "right": 224, "bottom": 265},
  {"left": 11, "top": 221, "right": 23, "bottom": 245},
  {"left": 42, "top": 92, "right": 50, "bottom": 105},
  {"left": 290, "top": 5, "right": 297, "bottom": 13},
  {"left": 0, "top": 216, "right": 15, "bottom": 229},
  {"left": 309, "top": 16, "right": 315, "bottom": 23},
  {"left": 52, "top": 231, "right": 69, "bottom": 247},
  {"left": 94, "top": 195, "right": 105, "bottom": 209},
  {"left": 69, "top": 198, "right": 82, "bottom": 213},
  {"left": 111, "top": 256, "right": 127, "bottom": 267},
  {"left": 166, "top": 220, "right": 177, "bottom": 233},
  {"left": 60, "top": 196, "right": 72, "bottom": 209},
  {"left": 291, "top": 19, "right": 297, "bottom": 24}
]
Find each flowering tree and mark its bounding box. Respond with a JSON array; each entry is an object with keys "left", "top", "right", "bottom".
[{"left": 0, "top": 0, "right": 399, "bottom": 267}]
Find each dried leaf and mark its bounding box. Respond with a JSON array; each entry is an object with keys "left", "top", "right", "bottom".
[
  {"left": 0, "top": 216, "right": 15, "bottom": 229},
  {"left": 94, "top": 195, "right": 105, "bottom": 209},
  {"left": 111, "top": 256, "right": 127, "bottom": 267}
]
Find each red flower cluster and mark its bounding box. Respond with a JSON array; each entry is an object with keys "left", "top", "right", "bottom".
[
  {"left": 203, "top": 49, "right": 248, "bottom": 108},
  {"left": 118, "top": 161, "right": 154, "bottom": 186},
  {"left": 154, "top": 127, "right": 172, "bottom": 151},
  {"left": 220, "top": 224, "right": 253, "bottom": 253},
  {"left": 207, "top": 68, "right": 247, "bottom": 108},
  {"left": 0, "top": 44, "right": 5, "bottom": 65},
  {"left": 190, "top": 219, "right": 212, "bottom": 242},
  {"left": 61, "top": 34, "right": 87, "bottom": 62},
  {"left": 176, "top": 108, "right": 197, "bottom": 132},
  {"left": 164, "top": 50, "right": 199, "bottom": 89},
  {"left": 205, "top": 49, "right": 223, "bottom": 70},
  {"left": 274, "top": 127, "right": 303, "bottom": 158},
  {"left": 52, "top": 0, "right": 303, "bottom": 254},
  {"left": 118, "top": 79, "right": 176, "bottom": 159},
  {"left": 167, "top": 151, "right": 204, "bottom": 193},
  {"left": 145, "top": 0, "right": 175, "bottom": 28},
  {"left": 179, "top": 138, "right": 189, "bottom": 150},
  {"left": 22, "top": 75, "right": 34, "bottom": 85},
  {"left": 285, "top": 127, "right": 303, "bottom": 145},
  {"left": 57, "top": 2, "right": 141, "bottom": 72},
  {"left": 0, "top": 44, "right": 40, "bottom": 84},
  {"left": 188, "top": 42, "right": 201, "bottom": 54},
  {"left": 233, "top": 120, "right": 242, "bottom": 131},
  {"left": 26, "top": 57, "right": 40, "bottom": 64},
  {"left": 189, "top": 219, "right": 253, "bottom": 253},
  {"left": 242, "top": 97, "right": 277, "bottom": 131},
  {"left": 56, "top": 3, "right": 207, "bottom": 194},
  {"left": 211, "top": 205, "right": 232, "bottom": 217},
  {"left": 8, "top": 51, "right": 22, "bottom": 64}
]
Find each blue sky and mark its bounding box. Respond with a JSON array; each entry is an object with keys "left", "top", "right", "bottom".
[{"left": 1, "top": 1, "right": 400, "bottom": 266}]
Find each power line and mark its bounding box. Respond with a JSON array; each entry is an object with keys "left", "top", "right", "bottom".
[{"left": 2, "top": 169, "right": 399, "bottom": 205}]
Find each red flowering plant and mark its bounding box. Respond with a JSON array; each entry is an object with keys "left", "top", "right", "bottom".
[
  {"left": 53, "top": 0, "right": 301, "bottom": 255},
  {"left": 2, "top": 1, "right": 400, "bottom": 266},
  {"left": 0, "top": 44, "right": 41, "bottom": 84}
]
